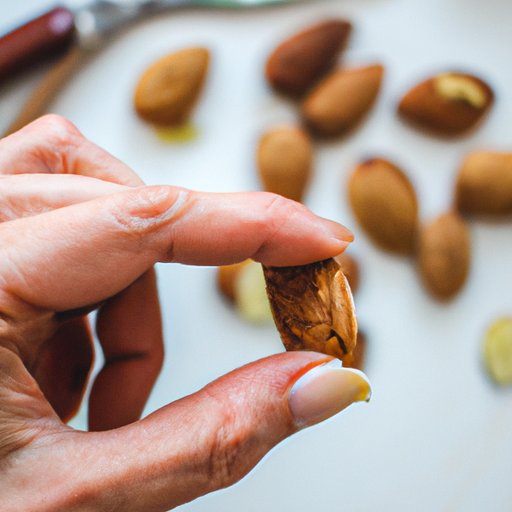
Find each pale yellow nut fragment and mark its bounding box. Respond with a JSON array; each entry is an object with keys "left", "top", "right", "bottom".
[
  {"left": 483, "top": 317, "right": 512, "bottom": 386},
  {"left": 235, "top": 261, "right": 273, "bottom": 324},
  {"left": 434, "top": 74, "right": 487, "bottom": 108}
]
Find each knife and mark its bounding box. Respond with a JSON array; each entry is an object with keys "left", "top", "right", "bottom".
[{"left": 1, "top": 0, "right": 296, "bottom": 136}]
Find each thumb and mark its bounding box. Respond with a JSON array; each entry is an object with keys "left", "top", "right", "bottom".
[{"left": 35, "top": 352, "right": 371, "bottom": 511}]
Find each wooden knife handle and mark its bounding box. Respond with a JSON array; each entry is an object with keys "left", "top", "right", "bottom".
[
  {"left": 4, "top": 44, "right": 89, "bottom": 137},
  {"left": 0, "top": 6, "right": 76, "bottom": 83}
]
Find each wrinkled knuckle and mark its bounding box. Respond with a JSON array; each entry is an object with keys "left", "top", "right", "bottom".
[
  {"left": 37, "top": 114, "right": 82, "bottom": 147},
  {"left": 205, "top": 408, "right": 247, "bottom": 490},
  {"left": 261, "top": 193, "right": 300, "bottom": 228}
]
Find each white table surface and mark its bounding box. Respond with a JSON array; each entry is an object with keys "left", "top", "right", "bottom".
[{"left": 1, "top": 0, "right": 512, "bottom": 511}]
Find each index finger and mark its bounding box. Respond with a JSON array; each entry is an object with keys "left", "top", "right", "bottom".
[{"left": 0, "top": 186, "right": 352, "bottom": 311}]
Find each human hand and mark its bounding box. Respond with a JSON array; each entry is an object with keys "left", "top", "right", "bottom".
[{"left": 0, "top": 115, "right": 371, "bottom": 511}]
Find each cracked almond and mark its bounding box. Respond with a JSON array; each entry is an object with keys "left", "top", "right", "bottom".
[
  {"left": 263, "top": 258, "right": 357, "bottom": 360},
  {"left": 398, "top": 71, "right": 494, "bottom": 136}
]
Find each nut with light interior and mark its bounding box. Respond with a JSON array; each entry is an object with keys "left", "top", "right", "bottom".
[
  {"left": 263, "top": 258, "right": 357, "bottom": 360},
  {"left": 348, "top": 158, "right": 419, "bottom": 255},
  {"left": 398, "top": 71, "right": 494, "bottom": 136},
  {"left": 217, "top": 260, "right": 273, "bottom": 324},
  {"left": 483, "top": 318, "right": 512, "bottom": 386},
  {"left": 257, "top": 126, "right": 313, "bottom": 202}
]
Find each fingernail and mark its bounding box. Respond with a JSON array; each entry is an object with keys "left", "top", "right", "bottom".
[
  {"left": 319, "top": 218, "right": 354, "bottom": 244},
  {"left": 289, "top": 359, "right": 371, "bottom": 428}
]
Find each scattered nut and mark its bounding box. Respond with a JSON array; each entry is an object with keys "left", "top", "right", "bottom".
[
  {"left": 348, "top": 158, "right": 419, "bottom": 254},
  {"left": 417, "top": 212, "right": 471, "bottom": 300},
  {"left": 334, "top": 252, "right": 360, "bottom": 295},
  {"left": 483, "top": 318, "right": 512, "bottom": 386},
  {"left": 456, "top": 151, "right": 512, "bottom": 217},
  {"left": 257, "top": 126, "right": 313, "bottom": 202},
  {"left": 398, "top": 71, "right": 494, "bottom": 136},
  {"left": 263, "top": 258, "right": 357, "bottom": 360},
  {"left": 342, "top": 331, "right": 366, "bottom": 370},
  {"left": 301, "top": 64, "right": 384, "bottom": 137},
  {"left": 217, "top": 260, "right": 273, "bottom": 323},
  {"left": 266, "top": 19, "right": 352, "bottom": 97},
  {"left": 134, "top": 47, "right": 210, "bottom": 126}
]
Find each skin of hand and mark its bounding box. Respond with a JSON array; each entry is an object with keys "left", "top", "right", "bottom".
[{"left": 0, "top": 115, "right": 371, "bottom": 512}]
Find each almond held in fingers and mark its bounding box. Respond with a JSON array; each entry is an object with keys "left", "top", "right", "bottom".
[
  {"left": 334, "top": 252, "right": 360, "bottom": 295},
  {"left": 301, "top": 64, "right": 384, "bottom": 137},
  {"left": 266, "top": 19, "right": 352, "bottom": 97},
  {"left": 134, "top": 47, "right": 210, "bottom": 126},
  {"left": 257, "top": 126, "right": 313, "bottom": 202},
  {"left": 348, "top": 158, "right": 419, "bottom": 254},
  {"left": 417, "top": 212, "right": 471, "bottom": 300},
  {"left": 263, "top": 258, "right": 357, "bottom": 360},
  {"left": 398, "top": 72, "right": 494, "bottom": 136},
  {"left": 456, "top": 151, "right": 512, "bottom": 216},
  {"left": 342, "top": 331, "right": 366, "bottom": 370}
]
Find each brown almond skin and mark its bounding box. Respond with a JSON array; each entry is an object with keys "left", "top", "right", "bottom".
[
  {"left": 398, "top": 72, "right": 494, "bottom": 137},
  {"left": 456, "top": 151, "right": 512, "bottom": 216},
  {"left": 301, "top": 64, "right": 384, "bottom": 137},
  {"left": 417, "top": 212, "right": 471, "bottom": 300},
  {"left": 334, "top": 252, "right": 360, "bottom": 295},
  {"left": 349, "top": 158, "right": 419, "bottom": 254},
  {"left": 134, "top": 47, "right": 210, "bottom": 126},
  {"left": 257, "top": 126, "right": 313, "bottom": 202},
  {"left": 266, "top": 20, "right": 352, "bottom": 97},
  {"left": 263, "top": 258, "right": 357, "bottom": 360},
  {"left": 342, "top": 331, "right": 366, "bottom": 370},
  {"left": 217, "top": 260, "right": 251, "bottom": 303}
]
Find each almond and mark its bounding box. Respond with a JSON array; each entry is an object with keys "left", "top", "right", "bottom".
[
  {"left": 334, "top": 252, "right": 360, "bottom": 295},
  {"left": 263, "top": 258, "right": 357, "bottom": 360},
  {"left": 342, "top": 331, "right": 366, "bottom": 370},
  {"left": 134, "top": 47, "right": 209, "bottom": 126},
  {"left": 417, "top": 212, "right": 471, "bottom": 300},
  {"left": 266, "top": 19, "right": 352, "bottom": 97},
  {"left": 301, "top": 64, "right": 384, "bottom": 137},
  {"left": 348, "top": 158, "right": 418, "bottom": 254},
  {"left": 217, "top": 260, "right": 251, "bottom": 303},
  {"left": 456, "top": 151, "right": 512, "bottom": 216},
  {"left": 257, "top": 126, "right": 313, "bottom": 202},
  {"left": 398, "top": 71, "right": 494, "bottom": 136}
]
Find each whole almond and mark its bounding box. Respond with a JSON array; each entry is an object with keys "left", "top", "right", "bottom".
[
  {"left": 301, "top": 64, "right": 384, "bottom": 137},
  {"left": 334, "top": 252, "right": 360, "bottom": 295},
  {"left": 417, "top": 212, "right": 471, "bottom": 300},
  {"left": 134, "top": 47, "right": 209, "bottom": 126},
  {"left": 456, "top": 151, "right": 512, "bottom": 216},
  {"left": 257, "top": 126, "right": 313, "bottom": 202},
  {"left": 398, "top": 71, "right": 494, "bottom": 136},
  {"left": 348, "top": 158, "right": 418, "bottom": 254},
  {"left": 263, "top": 258, "right": 357, "bottom": 360},
  {"left": 266, "top": 19, "right": 352, "bottom": 97}
]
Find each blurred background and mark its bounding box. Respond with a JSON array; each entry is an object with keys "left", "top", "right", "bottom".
[{"left": 1, "top": 0, "right": 512, "bottom": 510}]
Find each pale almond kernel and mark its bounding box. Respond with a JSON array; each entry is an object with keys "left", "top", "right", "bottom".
[{"left": 434, "top": 73, "right": 487, "bottom": 108}]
